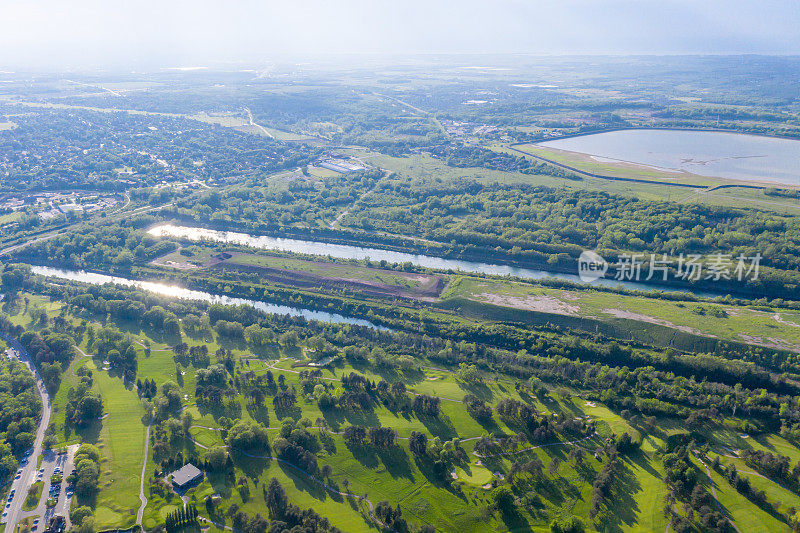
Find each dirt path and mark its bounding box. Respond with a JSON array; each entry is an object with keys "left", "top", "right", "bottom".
[
  {"left": 188, "top": 429, "right": 597, "bottom": 532},
  {"left": 258, "top": 358, "right": 463, "bottom": 402},
  {"left": 715, "top": 449, "right": 800, "bottom": 496},
  {"left": 244, "top": 107, "right": 274, "bottom": 139},
  {"left": 188, "top": 433, "right": 391, "bottom": 531}
]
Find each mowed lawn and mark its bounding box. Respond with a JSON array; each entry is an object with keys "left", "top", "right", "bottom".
[
  {"left": 71, "top": 358, "right": 146, "bottom": 529},
  {"left": 697, "top": 457, "right": 792, "bottom": 532}
]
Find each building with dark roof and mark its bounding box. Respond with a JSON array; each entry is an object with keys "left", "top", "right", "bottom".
[{"left": 170, "top": 463, "right": 203, "bottom": 491}]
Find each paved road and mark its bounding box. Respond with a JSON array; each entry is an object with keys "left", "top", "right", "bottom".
[
  {"left": 697, "top": 456, "right": 743, "bottom": 533},
  {"left": 0, "top": 335, "right": 52, "bottom": 531},
  {"left": 136, "top": 418, "right": 153, "bottom": 526}
]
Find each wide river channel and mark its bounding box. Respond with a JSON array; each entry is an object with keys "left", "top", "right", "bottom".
[
  {"left": 147, "top": 224, "right": 719, "bottom": 297},
  {"left": 31, "top": 265, "right": 385, "bottom": 330}
]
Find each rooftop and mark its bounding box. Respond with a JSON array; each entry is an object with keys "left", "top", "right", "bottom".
[{"left": 171, "top": 463, "right": 203, "bottom": 487}]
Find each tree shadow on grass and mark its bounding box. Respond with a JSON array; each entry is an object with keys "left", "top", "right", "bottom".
[
  {"left": 246, "top": 404, "right": 271, "bottom": 426},
  {"left": 277, "top": 461, "right": 336, "bottom": 502},
  {"left": 206, "top": 469, "right": 234, "bottom": 499},
  {"left": 319, "top": 431, "right": 337, "bottom": 455},
  {"left": 197, "top": 401, "right": 242, "bottom": 422},
  {"left": 598, "top": 459, "right": 643, "bottom": 533},
  {"left": 273, "top": 404, "right": 302, "bottom": 421},
  {"left": 75, "top": 418, "right": 102, "bottom": 445},
  {"left": 216, "top": 335, "right": 248, "bottom": 352},
  {"left": 418, "top": 413, "right": 457, "bottom": 441},
  {"left": 321, "top": 409, "right": 345, "bottom": 432},
  {"left": 514, "top": 474, "right": 568, "bottom": 507},
  {"left": 753, "top": 433, "right": 777, "bottom": 452},
  {"left": 375, "top": 446, "right": 415, "bottom": 482},
  {"left": 232, "top": 450, "right": 270, "bottom": 480},
  {"left": 625, "top": 448, "right": 660, "bottom": 478},
  {"left": 498, "top": 507, "right": 532, "bottom": 533},
  {"left": 341, "top": 408, "right": 380, "bottom": 429},
  {"left": 458, "top": 381, "right": 493, "bottom": 402},
  {"left": 411, "top": 455, "right": 463, "bottom": 497},
  {"left": 344, "top": 443, "right": 381, "bottom": 470}
]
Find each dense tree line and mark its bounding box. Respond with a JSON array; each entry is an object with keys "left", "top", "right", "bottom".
[{"left": 0, "top": 356, "right": 41, "bottom": 472}]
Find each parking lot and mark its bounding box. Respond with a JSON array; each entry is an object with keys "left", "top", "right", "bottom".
[{"left": 3, "top": 445, "right": 77, "bottom": 531}]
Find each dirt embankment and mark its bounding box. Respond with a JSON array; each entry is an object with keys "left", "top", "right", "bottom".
[
  {"left": 477, "top": 293, "right": 580, "bottom": 315},
  {"left": 601, "top": 308, "right": 710, "bottom": 336},
  {"left": 211, "top": 253, "right": 445, "bottom": 301}
]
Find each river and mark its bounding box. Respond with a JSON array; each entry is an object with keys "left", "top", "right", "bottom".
[
  {"left": 147, "top": 224, "right": 715, "bottom": 296},
  {"left": 30, "top": 265, "right": 385, "bottom": 330}
]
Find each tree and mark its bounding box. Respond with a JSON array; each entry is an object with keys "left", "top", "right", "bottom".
[
  {"left": 492, "top": 486, "right": 515, "bottom": 513},
  {"left": 181, "top": 410, "right": 193, "bottom": 434},
  {"left": 265, "top": 478, "right": 287, "bottom": 518},
  {"left": 321, "top": 464, "right": 333, "bottom": 480},
  {"left": 72, "top": 444, "right": 102, "bottom": 497},
  {"left": 70, "top": 506, "right": 93, "bottom": 527},
  {"left": 203, "top": 446, "right": 229, "bottom": 472},
  {"left": 409, "top": 431, "right": 428, "bottom": 456},
  {"left": 456, "top": 363, "right": 481, "bottom": 384},
  {"left": 343, "top": 425, "right": 366, "bottom": 445}
]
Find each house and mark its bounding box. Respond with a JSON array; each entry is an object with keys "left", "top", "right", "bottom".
[{"left": 170, "top": 463, "right": 203, "bottom": 491}]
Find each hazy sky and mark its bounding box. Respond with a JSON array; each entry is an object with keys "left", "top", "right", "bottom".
[{"left": 1, "top": 0, "right": 798, "bottom": 69}]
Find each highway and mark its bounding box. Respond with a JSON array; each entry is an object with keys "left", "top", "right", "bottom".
[{"left": 0, "top": 335, "right": 53, "bottom": 532}]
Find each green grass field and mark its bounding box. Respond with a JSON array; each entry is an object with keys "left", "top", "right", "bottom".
[
  {"left": 14, "top": 290, "right": 800, "bottom": 532},
  {"left": 443, "top": 276, "right": 800, "bottom": 351},
  {"left": 22, "top": 481, "right": 43, "bottom": 511}
]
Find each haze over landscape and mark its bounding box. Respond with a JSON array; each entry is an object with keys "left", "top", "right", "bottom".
[{"left": 0, "top": 0, "right": 799, "bottom": 68}]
